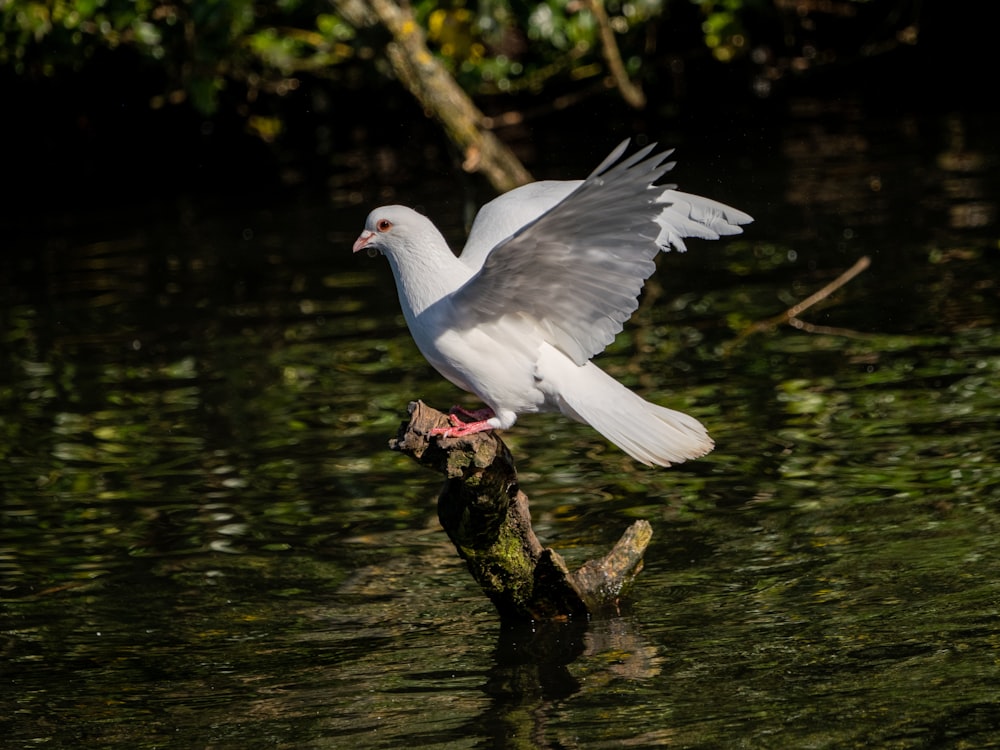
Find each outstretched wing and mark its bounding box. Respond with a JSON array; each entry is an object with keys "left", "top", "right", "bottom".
[
  {"left": 459, "top": 180, "right": 581, "bottom": 272},
  {"left": 449, "top": 141, "right": 749, "bottom": 365}
]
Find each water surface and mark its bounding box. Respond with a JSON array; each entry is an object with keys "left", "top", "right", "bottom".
[{"left": 3, "top": 105, "right": 999, "bottom": 748}]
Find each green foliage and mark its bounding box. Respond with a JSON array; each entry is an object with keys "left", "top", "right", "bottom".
[
  {"left": 416, "top": 0, "right": 665, "bottom": 93},
  {"left": 692, "top": 0, "right": 751, "bottom": 62},
  {"left": 1, "top": 0, "right": 923, "bottom": 140},
  {"left": 1, "top": 0, "right": 669, "bottom": 120},
  {"left": 2, "top": 1, "right": 162, "bottom": 71},
  {"left": 1, "top": 0, "right": 352, "bottom": 117}
]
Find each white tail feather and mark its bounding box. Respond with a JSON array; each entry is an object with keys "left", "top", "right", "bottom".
[{"left": 536, "top": 344, "right": 713, "bottom": 467}]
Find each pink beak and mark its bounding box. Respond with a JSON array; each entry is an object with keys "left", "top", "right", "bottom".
[{"left": 353, "top": 230, "right": 375, "bottom": 254}]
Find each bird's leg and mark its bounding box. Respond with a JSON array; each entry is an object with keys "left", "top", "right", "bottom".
[
  {"left": 448, "top": 405, "right": 496, "bottom": 422},
  {"left": 429, "top": 405, "right": 496, "bottom": 437}
]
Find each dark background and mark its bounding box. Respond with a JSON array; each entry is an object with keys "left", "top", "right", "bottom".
[{"left": 1, "top": 0, "right": 991, "bottom": 218}]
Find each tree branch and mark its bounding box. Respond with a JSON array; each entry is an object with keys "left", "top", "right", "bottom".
[
  {"left": 353, "top": 0, "right": 534, "bottom": 193},
  {"left": 584, "top": 0, "right": 646, "bottom": 109},
  {"left": 390, "top": 400, "right": 652, "bottom": 621},
  {"left": 723, "top": 255, "right": 871, "bottom": 353}
]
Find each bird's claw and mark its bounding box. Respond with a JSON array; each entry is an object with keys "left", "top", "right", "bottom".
[{"left": 429, "top": 415, "right": 495, "bottom": 438}]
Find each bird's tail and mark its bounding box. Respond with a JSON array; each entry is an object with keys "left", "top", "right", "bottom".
[{"left": 537, "top": 345, "right": 713, "bottom": 467}]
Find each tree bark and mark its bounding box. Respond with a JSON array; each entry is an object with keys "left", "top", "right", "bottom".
[
  {"left": 390, "top": 400, "right": 652, "bottom": 621},
  {"left": 350, "top": 0, "right": 534, "bottom": 193}
]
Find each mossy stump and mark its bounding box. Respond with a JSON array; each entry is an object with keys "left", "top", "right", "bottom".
[{"left": 389, "top": 400, "right": 653, "bottom": 621}]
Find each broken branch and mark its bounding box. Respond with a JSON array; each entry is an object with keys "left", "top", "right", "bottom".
[{"left": 390, "top": 400, "right": 652, "bottom": 621}]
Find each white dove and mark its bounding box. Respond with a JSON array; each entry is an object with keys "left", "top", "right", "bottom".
[{"left": 353, "top": 140, "right": 752, "bottom": 466}]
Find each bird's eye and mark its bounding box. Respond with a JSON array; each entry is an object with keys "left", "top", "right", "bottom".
[{"left": 376, "top": 218, "right": 393, "bottom": 232}]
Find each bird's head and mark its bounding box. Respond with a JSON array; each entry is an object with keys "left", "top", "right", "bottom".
[
  {"left": 353, "top": 205, "right": 434, "bottom": 259},
  {"left": 353, "top": 205, "right": 464, "bottom": 311}
]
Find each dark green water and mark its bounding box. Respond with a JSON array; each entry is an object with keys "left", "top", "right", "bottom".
[{"left": 3, "top": 106, "right": 999, "bottom": 748}]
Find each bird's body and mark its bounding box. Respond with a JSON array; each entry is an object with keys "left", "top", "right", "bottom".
[{"left": 354, "top": 141, "right": 752, "bottom": 466}]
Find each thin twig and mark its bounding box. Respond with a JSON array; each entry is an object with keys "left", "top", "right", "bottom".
[
  {"left": 584, "top": 0, "right": 646, "bottom": 109},
  {"left": 481, "top": 84, "right": 606, "bottom": 129},
  {"left": 787, "top": 316, "right": 879, "bottom": 339},
  {"left": 723, "top": 255, "right": 871, "bottom": 353},
  {"left": 776, "top": 255, "right": 871, "bottom": 323}
]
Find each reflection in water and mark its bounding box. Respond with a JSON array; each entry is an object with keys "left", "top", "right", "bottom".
[
  {"left": 477, "top": 617, "right": 663, "bottom": 745},
  {"left": 781, "top": 100, "right": 997, "bottom": 257},
  {"left": 939, "top": 113, "right": 995, "bottom": 229},
  {"left": 2, "top": 106, "right": 999, "bottom": 748}
]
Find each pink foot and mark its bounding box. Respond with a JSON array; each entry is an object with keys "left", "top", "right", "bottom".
[{"left": 430, "top": 408, "right": 497, "bottom": 438}]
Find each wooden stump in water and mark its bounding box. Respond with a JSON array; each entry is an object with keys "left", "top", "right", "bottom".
[{"left": 389, "top": 400, "right": 652, "bottom": 621}]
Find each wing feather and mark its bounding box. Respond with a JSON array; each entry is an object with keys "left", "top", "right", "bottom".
[{"left": 449, "top": 141, "right": 747, "bottom": 365}]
